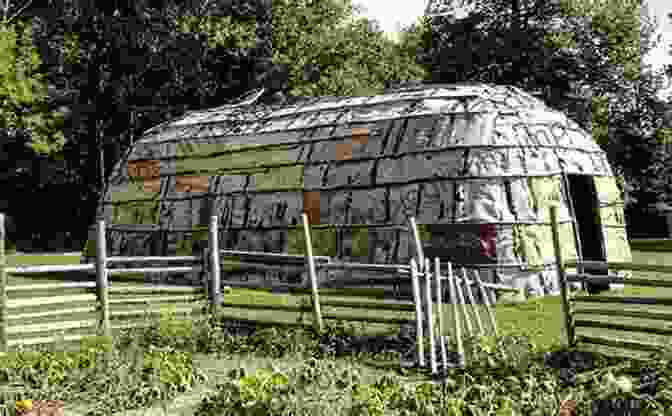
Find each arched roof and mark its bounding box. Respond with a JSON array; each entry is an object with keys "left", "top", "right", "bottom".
[{"left": 134, "top": 83, "right": 610, "bottom": 177}]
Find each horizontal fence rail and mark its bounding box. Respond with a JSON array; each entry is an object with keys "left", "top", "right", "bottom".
[
  {"left": 6, "top": 264, "right": 96, "bottom": 274},
  {"left": 564, "top": 260, "right": 672, "bottom": 274},
  {"left": 107, "top": 266, "right": 202, "bottom": 275},
  {"left": 629, "top": 239, "right": 672, "bottom": 252},
  {"left": 549, "top": 206, "right": 672, "bottom": 360},
  {"left": 108, "top": 256, "right": 201, "bottom": 263}
]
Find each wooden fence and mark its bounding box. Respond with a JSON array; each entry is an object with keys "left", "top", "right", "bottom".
[
  {"left": 550, "top": 206, "right": 672, "bottom": 360},
  {"left": 0, "top": 212, "right": 518, "bottom": 374},
  {"left": 0, "top": 215, "right": 208, "bottom": 350},
  {"left": 629, "top": 239, "right": 672, "bottom": 252}
]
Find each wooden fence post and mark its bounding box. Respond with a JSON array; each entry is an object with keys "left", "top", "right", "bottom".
[
  {"left": 456, "top": 267, "right": 473, "bottom": 336},
  {"left": 0, "top": 214, "right": 7, "bottom": 352},
  {"left": 446, "top": 262, "right": 465, "bottom": 368},
  {"left": 550, "top": 206, "right": 574, "bottom": 347},
  {"left": 95, "top": 220, "right": 111, "bottom": 338},
  {"left": 409, "top": 217, "right": 425, "bottom": 273},
  {"left": 410, "top": 259, "right": 424, "bottom": 367},
  {"left": 424, "top": 258, "right": 437, "bottom": 375},
  {"left": 301, "top": 213, "right": 324, "bottom": 333},
  {"left": 209, "top": 215, "right": 221, "bottom": 314},
  {"left": 201, "top": 246, "right": 210, "bottom": 312},
  {"left": 462, "top": 268, "right": 484, "bottom": 335},
  {"left": 473, "top": 269, "right": 498, "bottom": 337},
  {"left": 434, "top": 257, "right": 448, "bottom": 371}
]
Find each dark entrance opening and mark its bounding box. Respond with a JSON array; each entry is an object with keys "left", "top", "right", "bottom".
[{"left": 566, "top": 174, "right": 609, "bottom": 294}]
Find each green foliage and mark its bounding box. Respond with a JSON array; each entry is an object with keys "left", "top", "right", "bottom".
[
  {"left": 0, "top": 20, "right": 65, "bottom": 154},
  {"left": 558, "top": 0, "right": 642, "bottom": 81},
  {"left": 143, "top": 345, "right": 198, "bottom": 393},
  {"left": 543, "top": 31, "right": 576, "bottom": 50},
  {"left": 591, "top": 95, "right": 610, "bottom": 147},
  {"left": 176, "top": 15, "right": 257, "bottom": 49},
  {"left": 271, "top": 0, "right": 428, "bottom": 97},
  {"left": 7, "top": 299, "right": 672, "bottom": 415},
  {"left": 655, "top": 128, "right": 672, "bottom": 146}
]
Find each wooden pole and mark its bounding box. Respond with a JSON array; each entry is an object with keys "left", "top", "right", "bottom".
[
  {"left": 209, "top": 215, "right": 221, "bottom": 314},
  {"left": 201, "top": 246, "right": 210, "bottom": 311},
  {"left": 0, "top": 214, "right": 7, "bottom": 352},
  {"left": 446, "top": 262, "right": 465, "bottom": 368},
  {"left": 455, "top": 267, "right": 472, "bottom": 336},
  {"left": 95, "top": 220, "right": 111, "bottom": 338},
  {"left": 435, "top": 257, "right": 448, "bottom": 371},
  {"left": 550, "top": 206, "right": 574, "bottom": 347},
  {"left": 409, "top": 217, "right": 425, "bottom": 273},
  {"left": 424, "top": 258, "right": 437, "bottom": 375},
  {"left": 302, "top": 213, "right": 324, "bottom": 333},
  {"left": 461, "top": 267, "right": 484, "bottom": 335},
  {"left": 410, "top": 258, "right": 424, "bottom": 367},
  {"left": 473, "top": 269, "right": 498, "bottom": 337}
]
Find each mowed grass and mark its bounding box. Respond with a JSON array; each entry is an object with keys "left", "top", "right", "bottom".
[{"left": 4, "top": 250, "right": 672, "bottom": 359}]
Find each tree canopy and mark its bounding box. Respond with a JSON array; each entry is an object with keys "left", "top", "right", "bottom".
[{"left": 400, "top": 0, "right": 672, "bottom": 212}]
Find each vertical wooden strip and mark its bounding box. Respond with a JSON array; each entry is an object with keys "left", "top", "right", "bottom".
[
  {"left": 95, "top": 220, "right": 111, "bottom": 338},
  {"left": 0, "top": 214, "right": 6, "bottom": 352},
  {"left": 435, "top": 257, "right": 448, "bottom": 370},
  {"left": 424, "top": 258, "right": 437, "bottom": 375},
  {"left": 446, "top": 262, "right": 466, "bottom": 368},
  {"left": 302, "top": 213, "right": 324, "bottom": 333},
  {"left": 410, "top": 259, "right": 424, "bottom": 367},
  {"left": 455, "top": 267, "right": 472, "bottom": 336},
  {"left": 473, "top": 269, "right": 498, "bottom": 337},
  {"left": 551, "top": 206, "right": 575, "bottom": 347},
  {"left": 209, "top": 215, "right": 221, "bottom": 314},
  {"left": 462, "top": 267, "right": 484, "bottom": 335}
]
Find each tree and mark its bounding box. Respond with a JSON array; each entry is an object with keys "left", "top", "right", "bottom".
[
  {"left": 0, "top": 12, "right": 66, "bottom": 155},
  {"left": 403, "top": 0, "right": 672, "bottom": 212},
  {"left": 269, "top": 0, "right": 427, "bottom": 97},
  {"left": 2, "top": 0, "right": 269, "bottom": 250}
]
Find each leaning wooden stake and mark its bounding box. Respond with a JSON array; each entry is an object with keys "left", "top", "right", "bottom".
[
  {"left": 424, "top": 258, "right": 437, "bottom": 375},
  {"left": 410, "top": 258, "right": 425, "bottom": 367},
  {"left": 461, "top": 267, "right": 484, "bottom": 335},
  {"left": 434, "top": 257, "right": 448, "bottom": 371},
  {"left": 209, "top": 215, "right": 222, "bottom": 314},
  {"left": 0, "top": 214, "right": 7, "bottom": 352},
  {"left": 409, "top": 217, "right": 425, "bottom": 273},
  {"left": 302, "top": 213, "right": 324, "bottom": 333},
  {"left": 95, "top": 220, "right": 111, "bottom": 338},
  {"left": 473, "top": 269, "right": 498, "bottom": 337},
  {"left": 446, "top": 262, "right": 466, "bottom": 368},
  {"left": 550, "top": 206, "right": 574, "bottom": 347},
  {"left": 455, "top": 267, "right": 472, "bottom": 336}
]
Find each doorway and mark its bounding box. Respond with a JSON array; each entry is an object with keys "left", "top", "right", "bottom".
[{"left": 565, "top": 174, "right": 609, "bottom": 294}]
